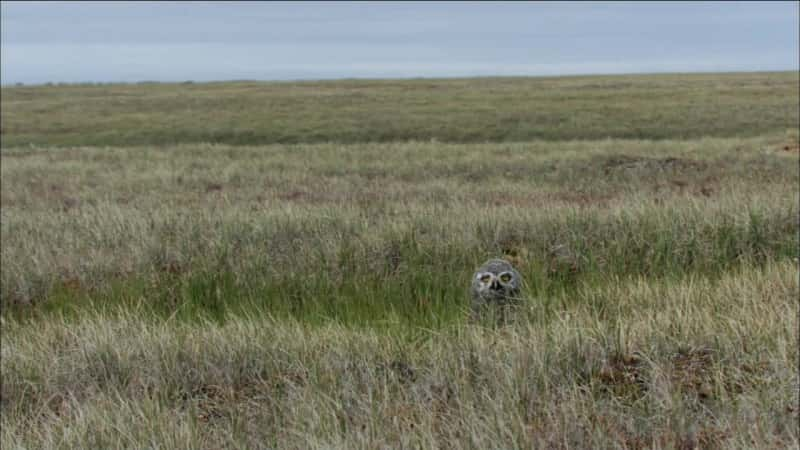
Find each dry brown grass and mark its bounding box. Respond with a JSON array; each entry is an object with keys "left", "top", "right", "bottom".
[{"left": 1, "top": 261, "right": 797, "bottom": 448}]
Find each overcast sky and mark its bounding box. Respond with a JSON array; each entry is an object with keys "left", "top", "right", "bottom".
[{"left": 1, "top": 1, "right": 798, "bottom": 85}]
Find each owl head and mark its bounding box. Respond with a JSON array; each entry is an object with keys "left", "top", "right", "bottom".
[{"left": 471, "top": 258, "right": 522, "bottom": 303}]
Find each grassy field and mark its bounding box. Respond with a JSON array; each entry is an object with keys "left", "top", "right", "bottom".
[
  {"left": 2, "top": 72, "right": 798, "bottom": 147},
  {"left": 1, "top": 72, "right": 799, "bottom": 448}
]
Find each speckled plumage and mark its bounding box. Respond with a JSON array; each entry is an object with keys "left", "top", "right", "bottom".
[{"left": 470, "top": 258, "right": 523, "bottom": 321}]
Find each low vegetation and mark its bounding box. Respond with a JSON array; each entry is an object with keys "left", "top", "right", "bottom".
[
  {"left": 2, "top": 72, "right": 798, "bottom": 147},
  {"left": 1, "top": 72, "right": 798, "bottom": 448}
]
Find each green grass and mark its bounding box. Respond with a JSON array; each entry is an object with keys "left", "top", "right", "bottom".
[
  {"left": 2, "top": 137, "right": 797, "bottom": 325},
  {"left": 2, "top": 262, "right": 797, "bottom": 448},
  {"left": 2, "top": 72, "right": 798, "bottom": 147},
  {"left": 1, "top": 72, "right": 799, "bottom": 448}
]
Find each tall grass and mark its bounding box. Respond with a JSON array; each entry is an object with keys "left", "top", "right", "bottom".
[
  {"left": 2, "top": 137, "right": 797, "bottom": 326},
  {"left": 1, "top": 73, "right": 798, "bottom": 448},
  {"left": 2, "top": 261, "right": 797, "bottom": 448}
]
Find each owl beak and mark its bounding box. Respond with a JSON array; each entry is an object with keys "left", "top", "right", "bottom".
[{"left": 490, "top": 280, "right": 502, "bottom": 291}]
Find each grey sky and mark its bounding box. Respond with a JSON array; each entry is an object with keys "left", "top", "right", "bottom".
[{"left": 1, "top": 1, "right": 798, "bottom": 85}]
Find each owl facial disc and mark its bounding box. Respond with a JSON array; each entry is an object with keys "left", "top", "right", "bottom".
[{"left": 478, "top": 272, "right": 494, "bottom": 284}]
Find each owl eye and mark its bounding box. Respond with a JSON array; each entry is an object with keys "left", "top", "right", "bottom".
[
  {"left": 479, "top": 273, "right": 493, "bottom": 284},
  {"left": 499, "top": 272, "right": 513, "bottom": 283}
]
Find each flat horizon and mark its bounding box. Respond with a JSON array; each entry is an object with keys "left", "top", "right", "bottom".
[{"left": 3, "top": 68, "right": 798, "bottom": 88}]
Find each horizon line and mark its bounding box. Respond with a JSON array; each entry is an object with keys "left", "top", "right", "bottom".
[{"left": 3, "top": 68, "right": 798, "bottom": 88}]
